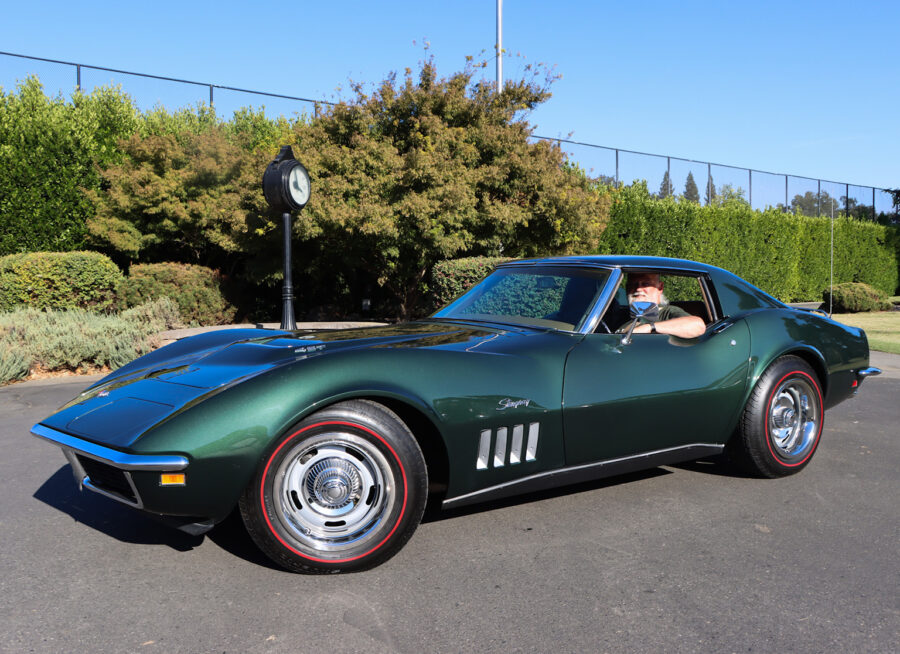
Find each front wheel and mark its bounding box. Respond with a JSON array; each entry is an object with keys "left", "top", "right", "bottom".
[
  {"left": 239, "top": 400, "right": 428, "bottom": 573},
  {"left": 728, "top": 355, "right": 825, "bottom": 478}
]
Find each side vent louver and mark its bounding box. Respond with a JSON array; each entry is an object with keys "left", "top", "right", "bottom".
[{"left": 477, "top": 423, "right": 539, "bottom": 469}]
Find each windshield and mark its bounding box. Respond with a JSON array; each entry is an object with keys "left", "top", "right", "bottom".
[{"left": 432, "top": 266, "right": 611, "bottom": 331}]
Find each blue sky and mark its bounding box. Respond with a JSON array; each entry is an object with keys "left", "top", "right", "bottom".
[{"left": 2, "top": 0, "right": 897, "bottom": 208}]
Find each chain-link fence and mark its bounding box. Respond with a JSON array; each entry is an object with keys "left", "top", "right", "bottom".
[
  {"left": 534, "top": 137, "right": 897, "bottom": 223},
  {"left": 2, "top": 50, "right": 897, "bottom": 223}
]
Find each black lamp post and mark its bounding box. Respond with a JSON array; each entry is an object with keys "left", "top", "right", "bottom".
[{"left": 262, "top": 145, "right": 310, "bottom": 330}]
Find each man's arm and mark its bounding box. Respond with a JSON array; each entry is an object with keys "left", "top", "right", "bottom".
[{"left": 632, "top": 316, "right": 706, "bottom": 338}]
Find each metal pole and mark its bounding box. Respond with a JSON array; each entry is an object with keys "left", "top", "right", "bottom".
[
  {"left": 281, "top": 211, "right": 297, "bottom": 330},
  {"left": 496, "top": 0, "right": 503, "bottom": 90},
  {"left": 749, "top": 169, "right": 752, "bottom": 207},
  {"left": 873, "top": 187, "right": 876, "bottom": 222},
  {"left": 829, "top": 202, "right": 834, "bottom": 316},
  {"left": 209, "top": 85, "right": 214, "bottom": 106},
  {"left": 817, "top": 179, "right": 821, "bottom": 217},
  {"left": 615, "top": 149, "right": 619, "bottom": 189},
  {"left": 707, "top": 162, "right": 711, "bottom": 205},
  {"left": 785, "top": 175, "right": 788, "bottom": 212},
  {"left": 76, "top": 64, "right": 81, "bottom": 91},
  {"left": 667, "top": 156, "right": 671, "bottom": 196},
  {"left": 845, "top": 183, "right": 849, "bottom": 217}
]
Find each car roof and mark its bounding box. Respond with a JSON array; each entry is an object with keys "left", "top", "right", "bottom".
[
  {"left": 496, "top": 255, "right": 786, "bottom": 314},
  {"left": 499, "top": 255, "right": 718, "bottom": 274}
]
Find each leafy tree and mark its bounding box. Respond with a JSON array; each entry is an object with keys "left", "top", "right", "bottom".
[
  {"left": 87, "top": 126, "right": 271, "bottom": 274},
  {"left": 683, "top": 172, "right": 700, "bottom": 203},
  {"left": 281, "top": 58, "right": 611, "bottom": 318},
  {"left": 89, "top": 59, "right": 611, "bottom": 319},
  {"left": 790, "top": 191, "right": 838, "bottom": 217},
  {"left": 658, "top": 170, "right": 674, "bottom": 199},
  {"left": 0, "top": 77, "right": 139, "bottom": 255},
  {"left": 704, "top": 173, "right": 717, "bottom": 205},
  {"left": 711, "top": 184, "right": 748, "bottom": 205}
]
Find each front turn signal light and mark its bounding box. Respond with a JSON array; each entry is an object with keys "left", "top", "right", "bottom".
[{"left": 160, "top": 473, "right": 186, "bottom": 486}]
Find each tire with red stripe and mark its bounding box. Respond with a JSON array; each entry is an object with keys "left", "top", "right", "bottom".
[
  {"left": 239, "top": 400, "right": 427, "bottom": 573},
  {"left": 727, "top": 355, "right": 825, "bottom": 478}
]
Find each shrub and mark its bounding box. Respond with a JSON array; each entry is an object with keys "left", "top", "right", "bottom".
[
  {"left": 0, "top": 251, "right": 124, "bottom": 312},
  {"left": 430, "top": 257, "right": 511, "bottom": 311},
  {"left": 121, "top": 262, "right": 236, "bottom": 326},
  {"left": 0, "top": 299, "right": 180, "bottom": 384},
  {"left": 823, "top": 282, "right": 893, "bottom": 313}
]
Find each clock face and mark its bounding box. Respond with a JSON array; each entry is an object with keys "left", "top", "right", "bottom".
[{"left": 288, "top": 164, "right": 310, "bottom": 206}]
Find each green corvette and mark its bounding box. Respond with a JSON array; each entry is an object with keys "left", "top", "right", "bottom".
[{"left": 32, "top": 256, "right": 881, "bottom": 573}]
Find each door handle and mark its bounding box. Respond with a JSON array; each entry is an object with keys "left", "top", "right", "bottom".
[{"left": 711, "top": 321, "right": 733, "bottom": 334}]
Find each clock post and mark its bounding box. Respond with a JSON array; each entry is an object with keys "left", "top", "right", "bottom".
[{"left": 262, "top": 145, "right": 310, "bottom": 331}]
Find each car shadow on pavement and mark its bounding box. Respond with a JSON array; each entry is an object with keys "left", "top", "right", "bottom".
[
  {"left": 204, "top": 510, "right": 284, "bottom": 571},
  {"left": 425, "top": 467, "right": 672, "bottom": 523},
  {"left": 33, "top": 465, "right": 203, "bottom": 551},
  {"left": 668, "top": 455, "right": 755, "bottom": 478}
]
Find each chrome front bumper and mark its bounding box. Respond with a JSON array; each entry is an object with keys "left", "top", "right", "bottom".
[{"left": 31, "top": 423, "right": 188, "bottom": 510}]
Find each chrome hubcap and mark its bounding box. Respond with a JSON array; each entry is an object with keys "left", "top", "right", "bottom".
[
  {"left": 273, "top": 434, "right": 393, "bottom": 552},
  {"left": 769, "top": 378, "right": 819, "bottom": 458}
]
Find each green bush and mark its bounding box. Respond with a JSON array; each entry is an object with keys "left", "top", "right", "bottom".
[
  {"left": 0, "top": 77, "right": 140, "bottom": 255},
  {"left": 121, "top": 262, "right": 236, "bottom": 326},
  {"left": 823, "top": 282, "right": 893, "bottom": 313},
  {"left": 430, "top": 257, "right": 511, "bottom": 311},
  {"left": 0, "top": 251, "right": 124, "bottom": 312},
  {"left": 597, "top": 183, "right": 899, "bottom": 301},
  {"left": 0, "top": 297, "right": 180, "bottom": 384}
]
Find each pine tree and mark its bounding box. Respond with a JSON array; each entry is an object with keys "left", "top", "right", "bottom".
[
  {"left": 658, "top": 170, "right": 674, "bottom": 198},
  {"left": 683, "top": 172, "right": 700, "bottom": 203},
  {"left": 705, "top": 173, "right": 717, "bottom": 205}
]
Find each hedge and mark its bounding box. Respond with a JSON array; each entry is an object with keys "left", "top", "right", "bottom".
[
  {"left": 597, "top": 184, "right": 899, "bottom": 301},
  {"left": 0, "top": 251, "right": 124, "bottom": 312},
  {"left": 120, "top": 262, "right": 236, "bottom": 326}
]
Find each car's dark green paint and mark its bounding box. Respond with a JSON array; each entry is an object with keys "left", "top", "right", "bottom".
[{"left": 32, "top": 255, "right": 876, "bottom": 536}]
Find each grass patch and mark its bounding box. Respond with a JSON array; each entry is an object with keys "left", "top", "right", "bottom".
[
  {"left": 832, "top": 311, "right": 900, "bottom": 355},
  {"left": 0, "top": 298, "right": 181, "bottom": 385}
]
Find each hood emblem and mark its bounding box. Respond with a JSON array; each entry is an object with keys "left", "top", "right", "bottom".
[
  {"left": 97, "top": 391, "right": 110, "bottom": 398},
  {"left": 497, "top": 398, "right": 530, "bottom": 411}
]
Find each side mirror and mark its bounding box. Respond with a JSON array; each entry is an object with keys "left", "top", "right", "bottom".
[{"left": 620, "top": 301, "right": 659, "bottom": 346}]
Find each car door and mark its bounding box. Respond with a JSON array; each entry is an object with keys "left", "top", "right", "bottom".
[{"left": 561, "top": 318, "right": 750, "bottom": 465}]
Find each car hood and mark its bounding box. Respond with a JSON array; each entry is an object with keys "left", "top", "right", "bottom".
[{"left": 37, "top": 321, "right": 512, "bottom": 448}]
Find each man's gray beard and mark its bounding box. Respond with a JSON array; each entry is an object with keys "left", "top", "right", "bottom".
[{"left": 629, "top": 293, "right": 669, "bottom": 306}]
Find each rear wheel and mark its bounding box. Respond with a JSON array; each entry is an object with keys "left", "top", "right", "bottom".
[
  {"left": 728, "top": 356, "right": 824, "bottom": 478},
  {"left": 239, "top": 400, "right": 427, "bottom": 573}
]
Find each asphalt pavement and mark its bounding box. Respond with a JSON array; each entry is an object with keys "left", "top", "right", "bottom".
[{"left": 1, "top": 354, "right": 897, "bottom": 653}]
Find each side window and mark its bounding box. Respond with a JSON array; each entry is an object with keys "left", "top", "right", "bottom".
[
  {"left": 598, "top": 270, "right": 714, "bottom": 332},
  {"left": 659, "top": 274, "right": 712, "bottom": 323}
]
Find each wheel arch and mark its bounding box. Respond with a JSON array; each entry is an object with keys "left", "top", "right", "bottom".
[
  {"left": 751, "top": 345, "right": 828, "bottom": 399},
  {"left": 288, "top": 390, "right": 450, "bottom": 502}
]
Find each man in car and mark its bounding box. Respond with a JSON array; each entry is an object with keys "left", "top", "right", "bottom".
[{"left": 623, "top": 272, "right": 706, "bottom": 338}]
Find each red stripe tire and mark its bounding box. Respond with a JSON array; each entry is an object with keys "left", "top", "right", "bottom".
[{"left": 240, "top": 400, "right": 428, "bottom": 573}]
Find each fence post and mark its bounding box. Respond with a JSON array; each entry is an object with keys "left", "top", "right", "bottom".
[
  {"left": 707, "top": 162, "right": 711, "bottom": 205},
  {"left": 817, "top": 180, "right": 821, "bottom": 217},
  {"left": 209, "top": 85, "right": 214, "bottom": 107},
  {"left": 873, "top": 187, "right": 876, "bottom": 221},
  {"left": 785, "top": 176, "right": 788, "bottom": 212},
  {"left": 76, "top": 64, "right": 81, "bottom": 91},
  {"left": 615, "top": 149, "right": 619, "bottom": 189},
  {"left": 749, "top": 169, "right": 752, "bottom": 207},
  {"left": 845, "top": 183, "right": 849, "bottom": 217}
]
